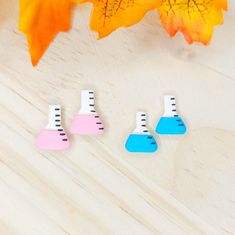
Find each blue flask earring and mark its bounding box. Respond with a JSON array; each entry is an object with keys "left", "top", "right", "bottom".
[
  {"left": 125, "top": 112, "right": 158, "bottom": 153},
  {"left": 156, "top": 95, "right": 186, "bottom": 135}
]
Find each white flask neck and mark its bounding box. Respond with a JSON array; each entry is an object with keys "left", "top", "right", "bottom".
[
  {"left": 133, "top": 112, "right": 150, "bottom": 134},
  {"left": 46, "top": 105, "right": 62, "bottom": 130},
  {"left": 163, "top": 95, "right": 178, "bottom": 117},
  {"left": 79, "top": 90, "right": 96, "bottom": 114}
]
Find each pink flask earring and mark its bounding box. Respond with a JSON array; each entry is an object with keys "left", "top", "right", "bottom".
[
  {"left": 70, "top": 90, "right": 104, "bottom": 135},
  {"left": 36, "top": 105, "right": 70, "bottom": 150}
]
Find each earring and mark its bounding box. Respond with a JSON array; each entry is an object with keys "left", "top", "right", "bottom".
[
  {"left": 70, "top": 90, "right": 104, "bottom": 135},
  {"left": 156, "top": 95, "right": 187, "bottom": 135},
  {"left": 36, "top": 105, "right": 70, "bottom": 150},
  {"left": 125, "top": 112, "right": 158, "bottom": 153}
]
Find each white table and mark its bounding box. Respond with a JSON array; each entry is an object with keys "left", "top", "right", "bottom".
[{"left": 0, "top": 0, "right": 234, "bottom": 234}]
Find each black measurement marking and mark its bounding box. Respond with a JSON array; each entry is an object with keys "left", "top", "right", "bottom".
[
  {"left": 147, "top": 136, "right": 153, "bottom": 139},
  {"left": 141, "top": 114, "right": 146, "bottom": 116},
  {"left": 55, "top": 120, "right": 60, "bottom": 122},
  {"left": 172, "top": 104, "right": 176, "bottom": 106},
  {"left": 95, "top": 116, "right": 99, "bottom": 118},
  {"left": 170, "top": 98, "right": 175, "bottom": 100},
  {"left": 55, "top": 108, "right": 60, "bottom": 111},
  {"left": 141, "top": 125, "right": 146, "bottom": 127},
  {"left": 178, "top": 124, "right": 184, "bottom": 126},
  {"left": 141, "top": 119, "right": 146, "bottom": 121},
  {"left": 99, "top": 128, "right": 104, "bottom": 130},
  {"left": 55, "top": 114, "right": 61, "bottom": 117},
  {"left": 96, "top": 122, "right": 102, "bottom": 124},
  {"left": 89, "top": 104, "right": 94, "bottom": 106},
  {"left": 151, "top": 142, "right": 156, "bottom": 145},
  {"left": 176, "top": 119, "right": 181, "bottom": 122},
  {"left": 62, "top": 139, "right": 68, "bottom": 141},
  {"left": 60, "top": 133, "right": 66, "bottom": 136},
  {"left": 91, "top": 110, "right": 96, "bottom": 113},
  {"left": 172, "top": 109, "right": 176, "bottom": 112},
  {"left": 89, "top": 92, "right": 94, "bottom": 94},
  {"left": 56, "top": 124, "right": 61, "bottom": 127},
  {"left": 143, "top": 130, "right": 148, "bottom": 132},
  {"left": 89, "top": 97, "right": 94, "bottom": 100},
  {"left": 57, "top": 129, "right": 63, "bottom": 131},
  {"left": 174, "top": 115, "right": 179, "bottom": 117}
]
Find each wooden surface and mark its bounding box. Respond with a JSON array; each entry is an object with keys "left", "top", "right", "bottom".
[{"left": 0, "top": 0, "right": 235, "bottom": 234}]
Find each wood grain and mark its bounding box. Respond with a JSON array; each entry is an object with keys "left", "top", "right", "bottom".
[{"left": 0, "top": 1, "right": 234, "bottom": 234}]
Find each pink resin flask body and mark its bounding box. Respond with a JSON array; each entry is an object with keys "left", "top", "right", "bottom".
[
  {"left": 70, "top": 90, "right": 104, "bottom": 135},
  {"left": 36, "top": 105, "right": 70, "bottom": 151}
]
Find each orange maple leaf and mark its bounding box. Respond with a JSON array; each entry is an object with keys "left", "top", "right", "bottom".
[
  {"left": 83, "top": 0, "right": 159, "bottom": 38},
  {"left": 157, "top": 0, "right": 227, "bottom": 44},
  {"left": 19, "top": 0, "right": 74, "bottom": 66},
  {"left": 19, "top": 0, "right": 227, "bottom": 66}
]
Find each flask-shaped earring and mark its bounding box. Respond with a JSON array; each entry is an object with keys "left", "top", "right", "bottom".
[
  {"left": 70, "top": 90, "right": 104, "bottom": 135},
  {"left": 125, "top": 112, "right": 158, "bottom": 153},
  {"left": 156, "top": 95, "right": 186, "bottom": 135},
  {"left": 36, "top": 105, "right": 70, "bottom": 150}
]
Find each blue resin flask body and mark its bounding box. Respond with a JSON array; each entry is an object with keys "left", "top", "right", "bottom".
[
  {"left": 125, "top": 112, "right": 158, "bottom": 153},
  {"left": 156, "top": 96, "right": 187, "bottom": 135}
]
